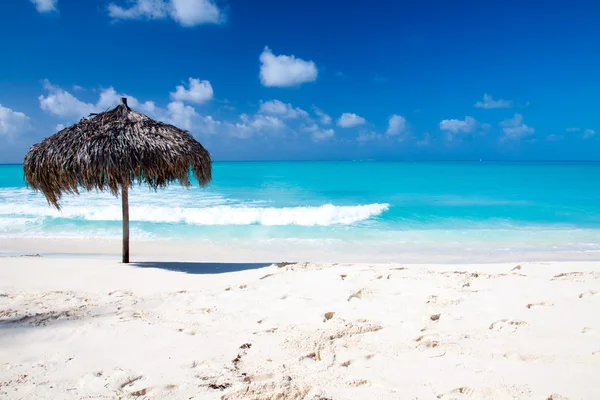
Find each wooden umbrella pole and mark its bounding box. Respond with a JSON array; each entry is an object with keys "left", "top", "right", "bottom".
[{"left": 122, "top": 183, "right": 130, "bottom": 263}]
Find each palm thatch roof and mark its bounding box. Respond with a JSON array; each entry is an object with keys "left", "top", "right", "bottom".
[{"left": 24, "top": 98, "right": 212, "bottom": 209}]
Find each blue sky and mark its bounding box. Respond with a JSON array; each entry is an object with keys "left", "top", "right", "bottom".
[{"left": 1, "top": 0, "right": 599, "bottom": 162}]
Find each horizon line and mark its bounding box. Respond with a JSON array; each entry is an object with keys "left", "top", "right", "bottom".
[{"left": 2, "top": 159, "right": 600, "bottom": 166}]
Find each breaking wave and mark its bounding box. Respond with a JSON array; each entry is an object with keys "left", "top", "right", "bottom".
[{"left": 0, "top": 203, "right": 390, "bottom": 227}]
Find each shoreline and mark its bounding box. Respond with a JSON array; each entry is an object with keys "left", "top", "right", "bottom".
[
  {"left": 2, "top": 237, "right": 600, "bottom": 264},
  {"left": 1, "top": 256, "right": 599, "bottom": 399}
]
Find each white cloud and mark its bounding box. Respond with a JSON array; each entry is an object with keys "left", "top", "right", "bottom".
[
  {"left": 386, "top": 115, "right": 407, "bottom": 136},
  {"left": 439, "top": 116, "right": 477, "bottom": 133},
  {"left": 337, "top": 113, "right": 366, "bottom": 128},
  {"left": 164, "top": 101, "right": 198, "bottom": 130},
  {"left": 96, "top": 87, "right": 141, "bottom": 110},
  {"left": 30, "top": 0, "right": 57, "bottom": 13},
  {"left": 312, "top": 106, "right": 331, "bottom": 125},
  {"left": 547, "top": 134, "right": 563, "bottom": 142},
  {"left": 246, "top": 114, "right": 285, "bottom": 131},
  {"left": 474, "top": 94, "right": 513, "bottom": 109},
  {"left": 170, "top": 78, "right": 214, "bottom": 104},
  {"left": 417, "top": 132, "right": 431, "bottom": 146},
  {"left": 36, "top": 81, "right": 338, "bottom": 144},
  {"left": 55, "top": 123, "right": 65, "bottom": 131},
  {"left": 224, "top": 114, "right": 286, "bottom": 139},
  {"left": 108, "top": 0, "right": 167, "bottom": 19},
  {"left": 259, "top": 47, "right": 318, "bottom": 87},
  {"left": 566, "top": 127, "right": 580, "bottom": 132},
  {"left": 311, "top": 128, "right": 334, "bottom": 142},
  {"left": 302, "top": 124, "right": 334, "bottom": 141},
  {"left": 169, "top": 0, "right": 222, "bottom": 26},
  {"left": 108, "top": 0, "right": 223, "bottom": 26},
  {"left": 0, "top": 105, "right": 30, "bottom": 137},
  {"left": 357, "top": 132, "right": 382, "bottom": 142},
  {"left": 39, "top": 81, "right": 158, "bottom": 120},
  {"left": 195, "top": 115, "right": 222, "bottom": 135},
  {"left": 258, "top": 100, "right": 308, "bottom": 119},
  {"left": 39, "top": 80, "right": 96, "bottom": 119},
  {"left": 500, "top": 114, "right": 534, "bottom": 139},
  {"left": 583, "top": 129, "right": 596, "bottom": 139}
]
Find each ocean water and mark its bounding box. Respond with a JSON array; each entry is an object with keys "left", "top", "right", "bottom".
[{"left": 1, "top": 162, "right": 600, "bottom": 261}]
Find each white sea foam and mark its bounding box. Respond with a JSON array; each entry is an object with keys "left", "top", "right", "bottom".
[{"left": 0, "top": 202, "right": 390, "bottom": 226}]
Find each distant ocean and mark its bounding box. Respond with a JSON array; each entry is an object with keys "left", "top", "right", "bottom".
[{"left": 1, "top": 162, "right": 600, "bottom": 261}]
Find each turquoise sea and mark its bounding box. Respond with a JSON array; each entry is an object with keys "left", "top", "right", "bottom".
[{"left": 1, "top": 162, "right": 600, "bottom": 261}]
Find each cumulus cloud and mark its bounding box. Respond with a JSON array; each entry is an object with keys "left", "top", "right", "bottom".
[
  {"left": 439, "top": 116, "right": 477, "bottom": 133},
  {"left": 36, "top": 81, "right": 338, "bottom": 145},
  {"left": 566, "top": 127, "right": 580, "bottom": 132},
  {"left": 170, "top": 78, "right": 214, "bottom": 104},
  {"left": 386, "top": 115, "right": 407, "bottom": 136},
  {"left": 243, "top": 114, "right": 285, "bottom": 131},
  {"left": 302, "top": 124, "right": 334, "bottom": 141},
  {"left": 39, "top": 81, "right": 157, "bottom": 120},
  {"left": 311, "top": 128, "right": 334, "bottom": 142},
  {"left": 38, "top": 80, "right": 186, "bottom": 132},
  {"left": 223, "top": 114, "right": 286, "bottom": 139},
  {"left": 583, "top": 129, "right": 596, "bottom": 139},
  {"left": 312, "top": 106, "right": 332, "bottom": 125},
  {"left": 474, "top": 94, "right": 513, "bottom": 109},
  {"left": 96, "top": 87, "right": 147, "bottom": 111},
  {"left": 0, "top": 105, "right": 31, "bottom": 137},
  {"left": 164, "top": 101, "right": 198, "bottom": 130},
  {"left": 258, "top": 100, "right": 308, "bottom": 119},
  {"left": 108, "top": 0, "right": 224, "bottom": 26},
  {"left": 337, "top": 113, "right": 366, "bottom": 128},
  {"left": 259, "top": 47, "right": 318, "bottom": 87},
  {"left": 500, "top": 114, "right": 534, "bottom": 140},
  {"left": 39, "top": 80, "right": 96, "bottom": 119},
  {"left": 357, "top": 132, "right": 382, "bottom": 142},
  {"left": 30, "top": 0, "right": 57, "bottom": 13}
]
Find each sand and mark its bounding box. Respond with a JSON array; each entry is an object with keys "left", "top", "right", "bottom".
[{"left": 1, "top": 255, "right": 600, "bottom": 399}]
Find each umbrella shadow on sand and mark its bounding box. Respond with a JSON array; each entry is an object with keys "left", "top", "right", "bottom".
[{"left": 131, "top": 261, "right": 274, "bottom": 274}]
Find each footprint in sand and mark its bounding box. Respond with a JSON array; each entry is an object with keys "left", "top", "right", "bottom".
[
  {"left": 552, "top": 272, "right": 600, "bottom": 281},
  {"left": 546, "top": 395, "right": 569, "bottom": 400},
  {"left": 130, "top": 387, "right": 151, "bottom": 396},
  {"left": 578, "top": 290, "right": 598, "bottom": 299},
  {"left": 347, "top": 379, "right": 369, "bottom": 387},
  {"left": 348, "top": 289, "right": 367, "bottom": 301},
  {"left": 176, "top": 327, "right": 199, "bottom": 336},
  {"left": 489, "top": 319, "right": 528, "bottom": 332},
  {"left": 221, "top": 380, "right": 312, "bottom": 400},
  {"left": 415, "top": 334, "right": 446, "bottom": 357}
]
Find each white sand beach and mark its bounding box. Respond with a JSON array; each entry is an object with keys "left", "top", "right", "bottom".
[{"left": 1, "top": 248, "right": 600, "bottom": 399}]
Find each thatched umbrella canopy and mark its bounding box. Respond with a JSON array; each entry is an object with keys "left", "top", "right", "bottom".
[{"left": 23, "top": 98, "right": 212, "bottom": 263}]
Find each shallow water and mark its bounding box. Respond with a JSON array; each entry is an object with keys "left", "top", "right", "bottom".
[{"left": 2, "top": 161, "right": 600, "bottom": 260}]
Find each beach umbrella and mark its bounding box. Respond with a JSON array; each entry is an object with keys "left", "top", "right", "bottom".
[{"left": 23, "top": 98, "right": 212, "bottom": 263}]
